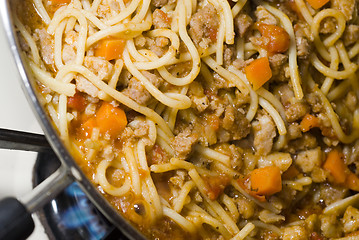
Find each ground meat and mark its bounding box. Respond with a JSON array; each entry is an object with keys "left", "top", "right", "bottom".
[
  {"left": 223, "top": 45, "right": 235, "bottom": 67},
  {"left": 107, "top": 168, "right": 125, "bottom": 186},
  {"left": 62, "top": 44, "right": 76, "bottom": 64},
  {"left": 296, "top": 36, "right": 311, "bottom": 60},
  {"left": 129, "top": 119, "right": 150, "bottom": 139},
  {"left": 234, "top": 13, "right": 253, "bottom": 37},
  {"left": 294, "top": 24, "right": 312, "bottom": 59},
  {"left": 343, "top": 25, "right": 359, "bottom": 46},
  {"left": 232, "top": 58, "right": 254, "bottom": 70},
  {"left": 344, "top": 91, "right": 358, "bottom": 112},
  {"left": 257, "top": 152, "right": 292, "bottom": 172},
  {"left": 306, "top": 93, "right": 323, "bottom": 113},
  {"left": 151, "top": 0, "right": 167, "bottom": 7},
  {"left": 169, "top": 170, "right": 187, "bottom": 188},
  {"left": 342, "top": 206, "right": 359, "bottom": 233},
  {"left": 319, "top": 18, "right": 337, "bottom": 34},
  {"left": 76, "top": 76, "right": 99, "bottom": 98},
  {"left": 148, "top": 144, "right": 169, "bottom": 165},
  {"left": 320, "top": 215, "right": 342, "bottom": 238},
  {"left": 255, "top": 6, "right": 277, "bottom": 25},
  {"left": 152, "top": 9, "right": 171, "bottom": 29},
  {"left": 286, "top": 133, "right": 318, "bottom": 153},
  {"left": 286, "top": 101, "right": 309, "bottom": 122},
  {"left": 34, "top": 28, "right": 55, "bottom": 69},
  {"left": 144, "top": 37, "right": 167, "bottom": 57},
  {"left": 295, "top": 147, "right": 322, "bottom": 173},
  {"left": 96, "top": 4, "right": 112, "bottom": 19},
  {"left": 252, "top": 113, "right": 276, "bottom": 156},
  {"left": 171, "top": 127, "right": 198, "bottom": 159},
  {"left": 269, "top": 54, "right": 288, "bottom": 81},
  {"left": 319, "top": 184, "right": 348, "bottom": 206},
  {"left": 282, "top": 226, "right": 308, "bottom": 240},
  {"left": 189, "top": 4, "right": 219, "bottom": 47},
  {"left": 134, "top": 35, "right": 146, "bottom": 48},
  {"left": 209, "top": 73, "right": 235, "bottom": 89},
  {"left": 84, "top": 56, "right": 113, "bottom": 80},
  {"left": 62, "top": 30, "right": 78, "bottom": 64},
  {"left": 234, "top": 195, "right": 255, "bottom": 219},
  {"left": 122, "top": 71, "right": 162, "bottom": 105},
  {"left": 287, "top": 122, "right": 302, "bottom": 140},
  {"left": 277, "top": 84, "right": 310, "bottom": 122},
  {"left": 331, "top": 0, "right": 356, "bottom": 21},
  {"left": 221, "top": 105, "right": 250, "bottom": 141},
  {"left": 192, "top": 96, "right": 209, "bottom": 112}
]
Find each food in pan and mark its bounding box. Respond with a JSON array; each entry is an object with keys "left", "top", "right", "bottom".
[{"left": 14, "top": 0, "right": 359, "bottom": 238}]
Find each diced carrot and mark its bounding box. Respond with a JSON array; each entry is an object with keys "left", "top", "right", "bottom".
[
  {"left": 306, "top": 0, "right": 329, "bottom": 10},
  {"left": 245, "top": 57, "right": 272, "bottom": 90},
  {"left": 345, "top": 173, "right": 359, "bottom": 192},
  {"left": 50, "top": 0, "right": 71, "bottom": 4},
  {"left": 94, "top": 38, "right": 126, "bottom": 61},
  {"left": 250, "top": 166, "right": 282, "bottom": 196},
  {"left": 67, "top": 92, "right": 86, "bottom": 112},
  {"left": 95, "top": 102, "right": 127, "bottom": 137},
  {"left": 81, "top": 117, "right": 96, "bottom": 137},
  {"left": 257, "top": 24, "right": 290, "bottom": 54},
  {"left": 282, "top": 165, "right": 300, "bottom": 180},
  {"left": 323, "top": 149, "right": 347, "bottom": 184},
  {"left": 237, "top": 177, "right": 266, "bottom": 202},
  {"left": 300, "top": 114, "right": 320, "bottom": 132}
]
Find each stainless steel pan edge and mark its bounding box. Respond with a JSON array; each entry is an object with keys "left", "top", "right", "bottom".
[{"left": 0, "top": 1, "right": 146, "bottom": 239}]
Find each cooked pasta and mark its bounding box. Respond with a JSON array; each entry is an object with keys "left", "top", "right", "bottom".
[{"left": 15, "top": 0, "right": 359, "bottom": 239}]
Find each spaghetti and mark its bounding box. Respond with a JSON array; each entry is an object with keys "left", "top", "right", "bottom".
[{"left": 15, "top": 0, "right": 359, "bottom": 239}]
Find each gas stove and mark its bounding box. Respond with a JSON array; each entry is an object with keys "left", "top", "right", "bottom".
[{"left": 0, "top": 16, "right": 126, "bottom": 240}]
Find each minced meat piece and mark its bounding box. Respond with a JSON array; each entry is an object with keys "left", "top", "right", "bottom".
[
  {"left": 282, "top": 226, "right": 307, "bottom": 240},
  {"left": 171, "top": 127, "right": 198, "bottom": 159},
  {"left": 252, "top": 113, "right": 276, "bottom": 156},
  {"left": 343, "top": 25, "right": 359, "bottom": 46},
  {"left": 153, "top": 9, "right": 171, "bottom": 29},
  {"left": 189, "top": 4, "right": 219, "bottom": 47},
  {"left": 269, "top": 54, "right": 288, "bottom": 81},
  {"left": 76, "top": 76, "right": 99, "bottom": 98},
  {"left": 320, "top": 215, "right": 342, "bottom": 238},
  {"left": 122, "top": 71, "right": 163, "bottom": 105},
  {"left": 295, "top": 147, "right": 322, "bottom": 173},
  {"left": 255, "top": 6, "right": 277, "bottom": 25},
  {"left": 222, "top": 105, "right": 250, "bottom": 141},
  {"left": 34, "top": 28, "right": 55, "bottom": 69},
  {"left": 342, "top": 206, "right": 359, "bottom": 233},
  {"left": 277, "top": 84, "right": 310, "bottom": 122},
  {"left": 331, "top": 0, "right": 356, "bottom": 21},
  {"left": 151, "top": 0, "right": 168, "bottom": 7},
  {"left": 84, "top": 56, "right": 113, "bottom": 80},
  {"left": 234, "top": 13, "right": 253, "bottom": 37}
]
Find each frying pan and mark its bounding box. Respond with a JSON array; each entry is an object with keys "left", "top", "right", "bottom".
[{"left": 0, "top": 1, "right": 146, "bottom": 239}]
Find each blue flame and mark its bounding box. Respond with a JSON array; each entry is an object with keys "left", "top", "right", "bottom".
[{"left": 60, "top": 183, "right": 111, "bottom": 239}]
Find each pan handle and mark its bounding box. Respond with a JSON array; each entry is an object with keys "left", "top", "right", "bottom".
[{"left": 0, "top": 165, "right": 73, "bottom": 240}]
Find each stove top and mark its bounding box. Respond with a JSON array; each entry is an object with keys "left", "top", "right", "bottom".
[
  {"left": 0, "top": 14, "right": 127, "bottom": 240},
  {"left": 33, "top": 152, "right": 128, "bottom": 240}
]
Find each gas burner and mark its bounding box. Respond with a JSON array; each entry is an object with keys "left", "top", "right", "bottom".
[
  {"left": 33, "top": 150, "right": 128, "bottom": 240},
  {"left": 0, "top": 128, "right": 128, "bottom": 240}
]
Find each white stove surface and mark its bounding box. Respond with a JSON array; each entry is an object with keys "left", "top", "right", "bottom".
[{"left": 0, "top": 17, "right": 49, "bottom": 239}]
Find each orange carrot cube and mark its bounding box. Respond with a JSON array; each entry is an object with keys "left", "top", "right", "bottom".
[
  {"left": 250, "top": 166, "right": 282, "bottom": 196},
  {"left": 245, "top": 57, "right": 272, "bottom": 90}
]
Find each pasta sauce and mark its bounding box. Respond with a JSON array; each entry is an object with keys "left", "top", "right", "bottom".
[{"left": 15, "top": 0, "right": 359, "bottom": 239}]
